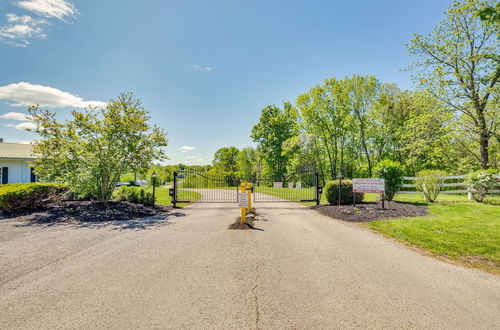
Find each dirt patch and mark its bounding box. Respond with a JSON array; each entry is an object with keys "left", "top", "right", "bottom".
[
  {"left": 312, "top": 201, "right": 427, "bottom": 222},
  {"left": 1, "top": 200, "right": 170, "bottom": 223},
  {"left": 228, "top": 211, "right": 265, "bottom": 230}
]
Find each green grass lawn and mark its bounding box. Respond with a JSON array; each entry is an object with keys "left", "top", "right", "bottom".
[
  {"left": 365, "top": 193, "right": 500, "bottom": 273},
  {"left": 140, "top": 187, "right": 201, "bottom": 207},
  {"left": 254, "top": 187, "right": 316, "bottom": 203}
]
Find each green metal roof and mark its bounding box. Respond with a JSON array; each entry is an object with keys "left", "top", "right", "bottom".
[{"left": 0, "top": 142, "right": 36, "bottom": 160}]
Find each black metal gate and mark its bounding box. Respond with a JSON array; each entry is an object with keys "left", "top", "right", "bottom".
[
  {"left": 252, "top": 171, "right": 320, "bottom": 204},
  {"left": 171, "top": 169, "right": 321, "bottom": 207},
  {"left": 171, "top": 170, "right": 240, "bottom": 206}
]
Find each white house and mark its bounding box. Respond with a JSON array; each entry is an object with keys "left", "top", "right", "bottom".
[{"left": 0, "top": 139, "right": 37, "bottom": 184}]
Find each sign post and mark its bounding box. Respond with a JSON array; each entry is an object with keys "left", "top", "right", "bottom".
[
  {"left": 246, "top": 183, "right": 252, "bottom": 213},
  {"left": 239, "top": 184, "right": 248, "bottom": 223},
  {"left": 352, "top": 178, "right": 386, "bottom": 208}
]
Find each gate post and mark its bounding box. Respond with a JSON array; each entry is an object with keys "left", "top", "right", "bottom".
[
  {"left": 315, "top": 171, "right": 320, "bottom": 205},
  {"left": 172, "top": 171, "right": 177, "bottom": 208}
]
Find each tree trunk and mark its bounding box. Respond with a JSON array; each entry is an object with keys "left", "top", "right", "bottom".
[
  {"left": 479, "top": 130, "right": 489, "bottom": 169},
  {"left": 476, "top": 103, "right": 490, "bottom": 169},
  {"left": 360, "top": 127, "right": 372, "bottom": 177}
]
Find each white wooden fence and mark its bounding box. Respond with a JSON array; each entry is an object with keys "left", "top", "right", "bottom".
[{"left": 398, "top": 175, "right": 500, "bottom": 195}]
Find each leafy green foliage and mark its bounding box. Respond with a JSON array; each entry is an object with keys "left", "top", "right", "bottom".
[
  {"left": 415, "top": 170, "right": 447, "bottom": 202},
  {"left": 324, "top": 180, "right": 364, "bottom": 205},
  {"left": 29, "top": 93, "right": 168, "bottom": 202},
  {"left": 374, "top": 160, "right": 405, "bottom": 201},
  {"left": 251, "top": 103, "right": 298, "bottom": 178},
  {"left": 465, "top": 169, "right": 498, "bottom": 202},
  {"left": 237, "top": 147, "right": 258, "bottom": 182},
  {"left": 0, "top": 183, "right": 67, "bottom": 214},
  {"left": 115, "top": 186, "right": 154, "bottom": 205},
  {"left": 408, "top": 0, "right": 499, "bottom": 169}
]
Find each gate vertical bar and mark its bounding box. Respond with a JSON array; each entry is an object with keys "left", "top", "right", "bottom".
[
  {"left": 315, "top": 171, "right": 320, "bottom": 205},
  {"left": 173, "top": 171, "right": 178, "bottom": 208}
]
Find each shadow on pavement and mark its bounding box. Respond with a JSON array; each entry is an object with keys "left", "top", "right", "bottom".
[{"left": 13, "top": 211, "right": 186, "bottom": 231}]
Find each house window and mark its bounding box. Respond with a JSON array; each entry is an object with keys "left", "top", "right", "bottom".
[{"left": 1, "top": 167, "right": 8, "bottom": 184}]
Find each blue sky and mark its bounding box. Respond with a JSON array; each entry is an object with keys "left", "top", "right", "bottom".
[{"left": 0, "top": 0, "right": 450, "bottom": 165}]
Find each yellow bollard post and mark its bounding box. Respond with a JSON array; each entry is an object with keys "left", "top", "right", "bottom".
[
  {"left": 246, "top": 183, "right": 252, "bottom": 214},
  {"left": 240, "top": 183, "right": 246, "bottom": 224}
]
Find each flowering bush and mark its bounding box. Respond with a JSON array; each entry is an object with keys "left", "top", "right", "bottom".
[{"left": 465, "top": 170, "right": 498, "bottom": 202}]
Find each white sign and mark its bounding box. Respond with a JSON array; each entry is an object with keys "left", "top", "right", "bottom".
[
  {"left": 353, "top": 178, "right": 385, "bottom": 194},
  {"left": 296, "top": 182, "right": 302, "bottom": 189},
  {"left": 238, "top": 193, "right": 248, "bottom": 207},
  {"left": 288, "top": 182, "right": 294, "bottom": 189},
  {"left": 273, "top": 182, "right": 283, "bottom": 188}
]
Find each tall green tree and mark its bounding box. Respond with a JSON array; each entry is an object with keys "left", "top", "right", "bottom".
[
  {"left": 237, "top": 147, "right": 258, "bottom": 182},
  {"left": 29, "top": 93, "right": 168, "bottom": 202},
  {"left": 346, "top": 75, "right": 381, "bottom": 177},
  {"left": 408, "top": 0, "right": 499, "bottom": 169},
  {"left": 212, "top": 146, "right": 240, "bottom": 174},
  {"left": 251, "top": 102, "right": 298, "bottom": 178}
]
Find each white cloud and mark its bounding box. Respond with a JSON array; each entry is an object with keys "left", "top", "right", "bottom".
[
  {"left": 0, "top": 82, "right": 107, "bottom": 108},
  {"left": 185, "top": 155, "right": 197, "bottom": 159},
  {"left": 0, "top": 13, "right": 47, "bottom": 47},
  {"left": 0, "top": 111, "right": 30, "bottom": 120},
  {"left": 191, "top": 64, "right": 213, "bottom": 71},
  {"left": 6, "top": 121, "right": 36, "bottom": 130},
  {"left": 16, "top": 0, "right": 77, "bottom": 20},
  {"left": 178, "top": 145, "right": 195, "bottom": 152},
  {"left": 1, "top": 1, "right": 77, "bottom": 46}
]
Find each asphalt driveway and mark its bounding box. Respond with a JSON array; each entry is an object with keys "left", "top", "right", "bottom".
[{"left": 0, "top": 196, "right": 499, "bottom": 329}]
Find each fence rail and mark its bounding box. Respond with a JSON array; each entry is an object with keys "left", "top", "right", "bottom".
[{"left": 398, "top": 175, "right": 500, "bottom": 195}]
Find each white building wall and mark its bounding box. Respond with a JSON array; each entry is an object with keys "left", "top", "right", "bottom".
[{"left": 0, "top": 160, "right": 33, "bottom": 184}]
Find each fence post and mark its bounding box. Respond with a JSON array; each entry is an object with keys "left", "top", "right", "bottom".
[
  {"left": 172, "top": 171, "right": 177, "bottom": 208},
  {"left": 315, "top": 171, "right": 320, "bottom": 205}
]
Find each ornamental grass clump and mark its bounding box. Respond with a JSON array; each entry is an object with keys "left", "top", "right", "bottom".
[{"left": 415, "top": 170, "right": 446, "bottom": 202}]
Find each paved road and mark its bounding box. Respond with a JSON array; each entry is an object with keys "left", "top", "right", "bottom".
[{"left": 0, "top": 191, "right": 499, "bottom": 329}]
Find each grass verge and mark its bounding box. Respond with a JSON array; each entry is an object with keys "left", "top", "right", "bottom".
[{"left": 365, "top": 194, "right": 500, "bottom": 273}]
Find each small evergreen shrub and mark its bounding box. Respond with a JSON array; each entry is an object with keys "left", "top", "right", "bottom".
[
  {"left": 325, "top": 180, "right": 364, "bottom": 205},
  {"left": 0, "top": 183, "right": 67, "bottom": 214},
  {"left": 465, "top": 170, "right": 498, "bottom": 202},
  {"left": 115, "top": 186, "right": 154, "bottom": 205},
  {"left": 415, "top": 170, "right": 446, "bottom": 202},
  {"left": 373, "top": 160, "right": 405, "bottom": 201}
]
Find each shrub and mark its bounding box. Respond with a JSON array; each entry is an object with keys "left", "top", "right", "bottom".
[
  {"left": 0, "top": 183, "right": 67, "bottom": 214},
  {"left": 115, "top": 186, "right": 154, "bottom": 205},
  {"left": 373, "top": 160, "right": 405, "bottom": 201},
  {"left": 465, "top": 170, "right": 498, "bottom": 202},
  {"left": 325, "top": 180, "right": 364, "bottom": 205},
  {"left": 415, "top": 170, "right": 446, "bottom": 202}
]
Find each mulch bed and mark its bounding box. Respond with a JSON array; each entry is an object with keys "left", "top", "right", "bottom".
[
  {"left": 312, "top": 201, "right": 428, "bottom": 222},
  {"left": 1, "top": 200, "right": 170, "bottom": 223}
]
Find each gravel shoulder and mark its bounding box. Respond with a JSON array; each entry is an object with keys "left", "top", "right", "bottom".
[{"left": 0, "top": 192, "right": 499, "bottom": 329}]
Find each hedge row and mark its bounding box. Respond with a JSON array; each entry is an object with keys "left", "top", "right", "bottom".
[
  {"left": 114, "top": 186, "right": 154, "bottom": 205},
  {"left": 0, "top": 183, "right": 67, "bottom": 214}
]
